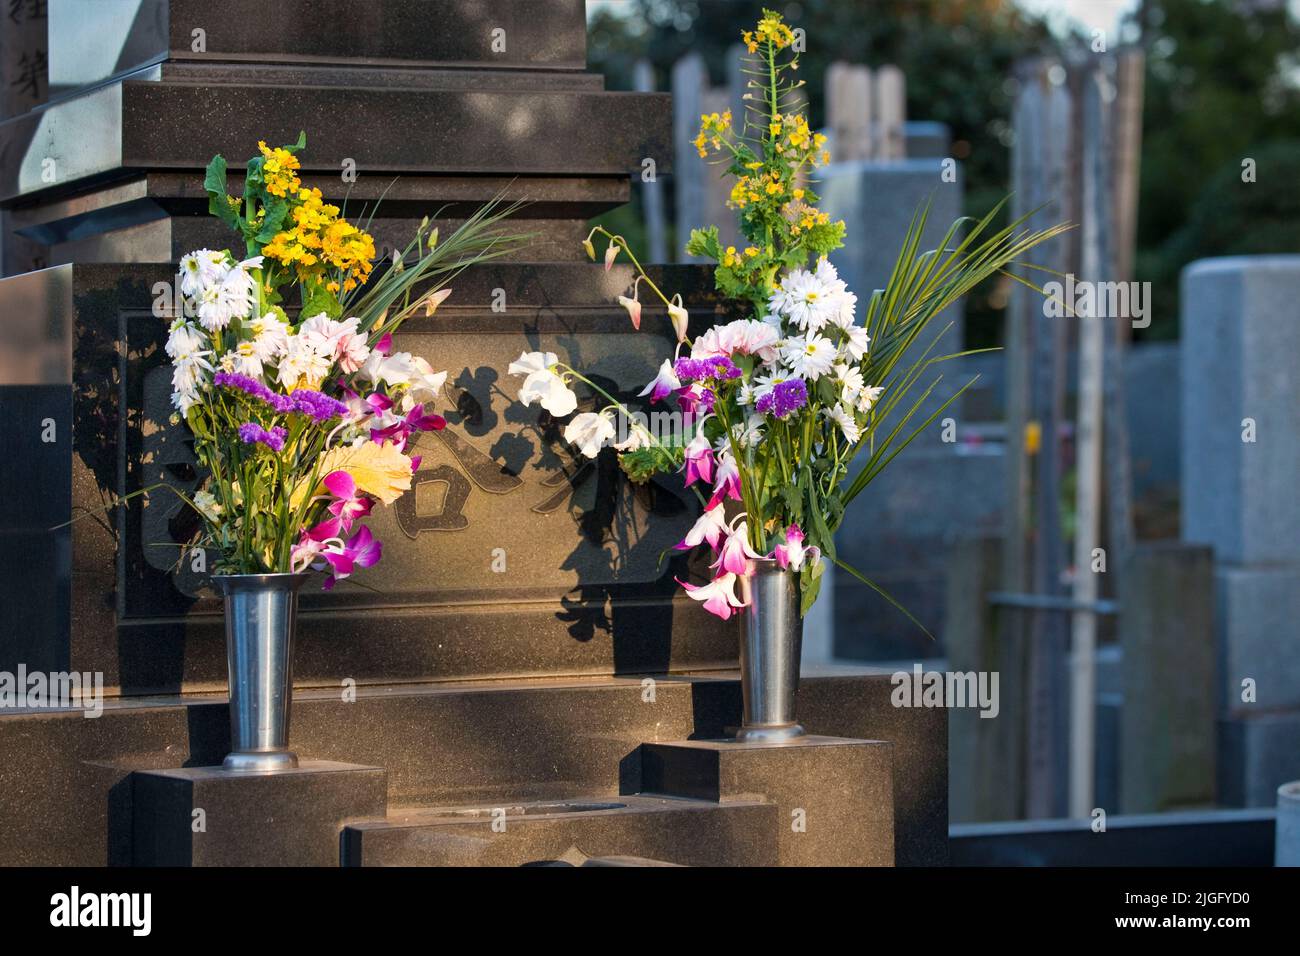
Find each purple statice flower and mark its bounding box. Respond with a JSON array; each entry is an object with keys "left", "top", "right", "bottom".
[
  {"left": 755, "top": 378, "right": 808, "bottom": 419},
  {"left": 214, "top": 371, "right": 294, "bottom": 413},
  {"left": 238, "top": 422, "right": 287, "bottom": 452},
  {"left": 213, "top": 372, "right": 347, "bottom": 422},
  {"left": 288, "top": 389, "right": 348, "bottom": 422},
  {"left": 673, "top": 356, "right": 743, "bottom": 383}
]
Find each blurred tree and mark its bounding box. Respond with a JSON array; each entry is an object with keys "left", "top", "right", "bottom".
[{"left": 1132, "top": 0, "right": 1300, "bottom": 338}]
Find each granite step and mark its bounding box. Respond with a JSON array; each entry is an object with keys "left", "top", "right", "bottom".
[
  {"left": 342, "top": 794, "right": 778, "bottom": 867},
  {"left": 0, "top": 670, "right": 947, "bottom": 867}
]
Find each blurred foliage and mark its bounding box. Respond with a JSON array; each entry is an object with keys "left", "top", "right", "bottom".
[{"left": 1132, "top": 0, "right": 1300, "bottom": 339}]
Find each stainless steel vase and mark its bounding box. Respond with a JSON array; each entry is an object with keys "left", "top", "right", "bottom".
[
  {"left": 214, "top": 572, "right": 308, "bottom": 772},
  {"left": 735, "top": 560, "right": 806, "bottom": 742}
]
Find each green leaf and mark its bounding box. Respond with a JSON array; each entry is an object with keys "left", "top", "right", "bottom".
[
  {"left": 204, "top": 154, "right": 241, "bottom": 231},
  {"left": 255, "top": 197, "right": 290, "bottom": 243},
  {"left": 685, "top": 226, "right": 721, "bottom": 261},
  {"left": 798, "top": 566, "right": 822, "bottom": 615},
  {"left": 300, "top": 281, "right": 341, "bottom": 319}
]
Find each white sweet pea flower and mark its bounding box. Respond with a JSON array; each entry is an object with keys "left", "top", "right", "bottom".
[
  {"left": 564, "top": 411, "right": 616, "bottom": 458},
  {"left": 507, "top": 351, "right": 557, "bottom": 377},
  {"left": 668, "top": 296, "right": 690, "bottom": 342},
  {"left": 402, "top": 357, "right": 448, "bottom": 411},
  {"left": 359, "top": 348, "right": 417, "bottom": 389},
  {"left": 509, "top": 351, "right": 578, "bottom": 417}
]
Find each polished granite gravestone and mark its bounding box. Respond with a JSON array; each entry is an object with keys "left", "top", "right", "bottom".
[
  {"left": 0, "top": 0, "right": 948, "bottom": 867},
  {"left": 0, "top": 260, "right": 737, "bottom": 694}
]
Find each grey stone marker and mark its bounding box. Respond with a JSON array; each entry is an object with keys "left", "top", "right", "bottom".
[{"left": 1181, "top": 255, "right": 1300, "bottom": 805}]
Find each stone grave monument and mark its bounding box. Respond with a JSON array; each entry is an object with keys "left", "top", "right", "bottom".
[{"left": 0, "top": 0, "right": 945, "bottom": 867}]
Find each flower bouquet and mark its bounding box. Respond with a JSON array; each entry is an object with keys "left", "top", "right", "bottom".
[
  {"left": 162, "top": 134, "right": 525, "bottom": 768},
  {"left": 509, "top": 12, "right": 1065, "bottom": 738}
]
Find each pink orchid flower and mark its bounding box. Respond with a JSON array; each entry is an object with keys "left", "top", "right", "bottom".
[
  {"left": 711, "top": 518, "right": 764, "bottom": 576},
  {"left": 681, "top": 430, "right": 715, "bottom": 487},
  {"left": 322, "top": 470, "right": 373, "bottom": 531},
  {"left": 676, "top": 572, "right": 745, "bottom": 620},
  {"left": 370, "top": 402, "right": 445, "bottom": 451},
  {"left": 323, "top": 526, "right": 382, "bottom": 590},
  {"left": 676, "top": 503, "right": 728, "bottom": 551},
  {"left": 638, "top": 359, "right": 682, "bottom": 404},
  {"left": 708, "top": 453, "right": 743, "bottom": 509},
  {"left": 290, "top": 517, "right": 350, "bottom": 579},
  {"left": 773, "top": 523, "right": 821, "bottom": 572}
]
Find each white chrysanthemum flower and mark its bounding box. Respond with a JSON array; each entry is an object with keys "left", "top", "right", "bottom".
[
  {"left": 840, "top": 324, "right": 871, "bottom": 361},
  {"left": 277, "top": 335, "right": 333, "bottom": 388},
  {"left": 781, "top": 331, "right": 837, "bottom": 380},
  {"left": 769, "top": 268, "right": 840, "bottom": 332},
  {"left": 855, "top": 384, "right": 885, "bottom": 414},
  {"left": 178, "top": 249, "right": 228, "bottom": 299},
  {"left": 564, "top": 411, "right": 617, "bottom": 459},
  {"left": 171, "top": 346, "right": 213, "bottom": 394},
  {"left": 229, "top": 341, "right": 264, "bottom": 379},
  {"left": 171, "top": 386, "right": 201, "bottom": 416},
  {"left": 165, "top": 319, "right": 206, "bottom": 359},
  {"left": 731, "top": 416, "right": 764, "bottom": 449},
  {"left": 835, "top": 362, "right": 865, "bottom": 400},
  {"left": 736, "top": 380, "right": 756, "bottom": 406},
  {"left": 246, "top": 313, "right": 291, "bottom": 363},
  {"left": 207, "top": 258, "right": 260, "bottom": 331},
  {"left": 826, "top": 402, "right": 862, "bottom": 444}
]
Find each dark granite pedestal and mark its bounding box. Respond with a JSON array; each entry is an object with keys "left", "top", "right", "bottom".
[
  {"left": 132, "top": 761, "right": 386, "bottom": 866},
  {"left": 642, "top": 737, "right": 895, "bottom": 866}
]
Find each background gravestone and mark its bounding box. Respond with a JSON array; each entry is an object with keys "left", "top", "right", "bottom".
[{"left": 1181, "top": 255, "right": 1300, "bottom": 807}]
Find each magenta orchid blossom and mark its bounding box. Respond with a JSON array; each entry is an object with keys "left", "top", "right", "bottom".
[
  {"left": 322, "top": 470, "right": 373, "bottom": 530},
  {"left": 682, "top": 429, "right": 716, "bottom": 487},
  {"left": 370, "top": 402, "right": 446, "bottom": 451},
  {"left": 676, "top": 571, "right": 745, "bottom": 621}
]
